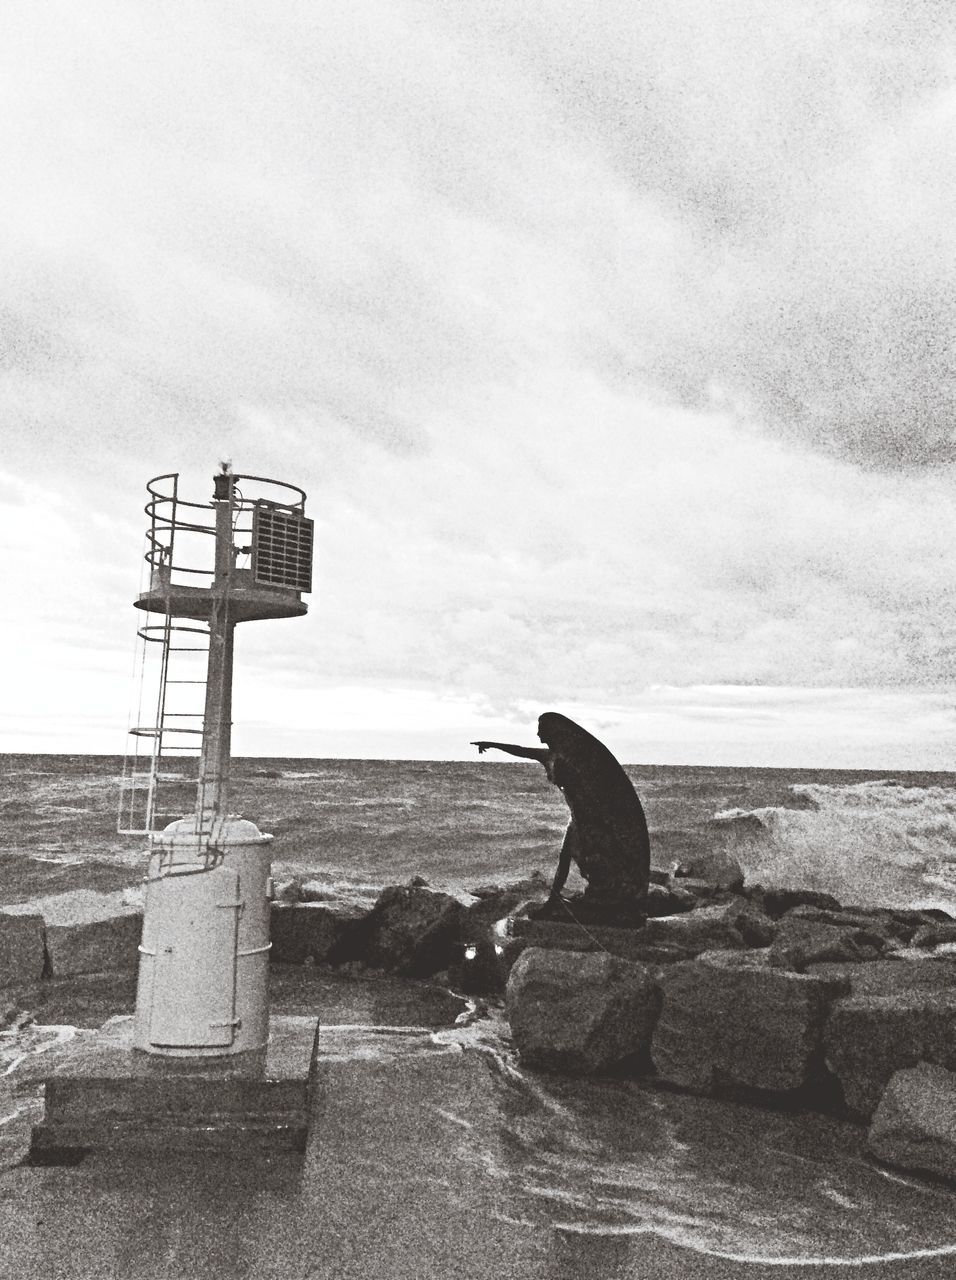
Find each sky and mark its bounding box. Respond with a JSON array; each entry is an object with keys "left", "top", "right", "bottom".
[{"left": 3, "top": 0, "right": 956, "bottom": 768}]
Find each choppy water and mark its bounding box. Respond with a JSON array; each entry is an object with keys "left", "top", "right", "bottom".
[
  {"left": 3, "top": 754, "right": 956, "bottom": 911},
  {"left": 5, "top": 754, "right": 956, "bottom": 1266}
]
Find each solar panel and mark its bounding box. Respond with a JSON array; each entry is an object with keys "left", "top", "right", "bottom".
[{"left": 251, "top": 506, "right": 314, "bottom": 592}]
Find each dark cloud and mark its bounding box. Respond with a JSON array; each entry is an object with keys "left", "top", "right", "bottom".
[{"left": 452, "top": 0, "right": 956, "bottom": 469}]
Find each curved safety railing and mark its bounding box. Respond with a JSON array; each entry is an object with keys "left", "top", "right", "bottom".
[{"left": 119, "top": 469, "right": 312, "bottom": 837}]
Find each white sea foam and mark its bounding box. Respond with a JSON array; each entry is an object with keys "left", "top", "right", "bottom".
[{"left": 712, "top": 781, "right": 956, "bottom": 907}]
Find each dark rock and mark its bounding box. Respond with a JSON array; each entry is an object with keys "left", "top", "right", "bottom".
[
  {"left": 330, "top": 884, "right": 465, "bottom": 979},
  {"left": 270, "top": 902, "right": 368, "bottom": 965},
  {"left": 911, "top": 923, "right": 956, "bottom": 949},
  {"left": 0, "top": 910, "right": 46, "bottom": 989},
  {"left": 808, "top": 959, "right": 956, "bottom": 997},
  {"left": 755, "top": 889, "right": 843, "bottom": 919},
  {"left": 708, "top": 810, "right": 768, "bottom": 839},
  {"left": 652, "top": 949, "right": 848, "bottom": 1095},
  {"left": 463, "top": 879, "right": 548, "bottom": 928},
  {"left": 824, "top": 991, "right": 956, "bottom": 1119},
  {"left": 505, "top": 946, "right": 660, "bottom": 1074},
  {"left": 467, "top": 871, "right": 549, "bottom": 903},
  {"left": 672, "top": 848, "right": 745, "bottom": 892},
  {"left": 644, "top": 883, "right": 701, "bottom": 917},
  {"left": 451, "top": 932, "right": 527, "bottom": 994},
  {"left": 643, "top": 900, "right": 775, "bottom": 954},
  {"left": 455, "top": 878, "right": 552, "bottom": 994},
  {"left": 656, "top": 876, "right": 721, "bottom": 900},
  {"left": 510, "top": 914, "right": 696, "bottom": 964},
  {"left": 868, "top": 1063, "right": 956, "bottom": 1180},
  {"left": 6, "top": 892, "right": 141, "bottom": 977},
  {"left": 770, "top": 918, "right": 888, "bottom": 967},
  {"left": 783, "top": 790, "right": 820, "bottom": 811},
  {"left": 784, "top": 905, "right": 910, "bottom": 945}
]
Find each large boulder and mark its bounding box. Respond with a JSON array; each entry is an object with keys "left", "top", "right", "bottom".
[
  {"left": 783, "top": 905, "right": 909, "bottom": 946},
  {"left": 331, "top": 884, "right": 465, "bottom": 978},
  {"left": 5, "top": 892, "right": 141, "bottom": 977},
  {"left": 672, "top": 848, "right": 745, "bottom": 892},
  {"left": 824, "top": 991, "right": 956, "bottom": 1119},
  {"left": 808, "top": 959, "right": 956, "bottom": 997},
  {"left": 505, "top": 946, "right": 660, "bottom": 1074},
  {"left": 642, "top": 900, "right": 775, "bottom": 954},
  {"left": 653, "top": 949, "right": 848, "bottom": 1096},
  {"left": 911, "top": 922, "right": 956, "bottom": 949},
  {"left": 0, "top": 911, "right": 46, "bottom": 989},
  {"left": 270, "top": 902, "right": 368, "bottom": 965},
  {"left": 465, "top": 873, "right": 550, "bottom": 920},
  {"left": 644, "top": 883, "right": 701, "bottom": 916},
  {"left": 770, "top": 917, "right": 886, "bottom": 967},
  {"left": 868, "top": 1063, "right": 956, "bottom": 1180},
  {"left": 751, "top": 888, "right": 843, "bottom": 919}
]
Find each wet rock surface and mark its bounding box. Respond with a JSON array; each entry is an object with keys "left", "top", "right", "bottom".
[
  {"left": 868, "top": 1062, "right": 956, "bottom": 1181},
  {"left": 770, "top": 917, "right": 887, "bottom": 967},
  {"left": 672, "top": 847, "right": 745, "bottom": 892},
  {"left": 642, "top": 899, "right": 775, "bottom": 953},
  {"left": 0, "top": 910, "right": 46, "bottom": 988},
  {"left": 5, "top": 892, "right": 141, "bottom": 978},
  {"left": 825, "top": 991, "right": 956, "bottom": 1119},
  {"left": 505, "top": 946, "right": 660, "bottom": 1074},
  {"left": 653, "top": 949, "right": 848, "bottom": 1096},
  {"left": 330, "top": 883, "right": 465, "bottom": 978},
  {"left": 270, "top": 901, "right": 366, "bottom": 965}
]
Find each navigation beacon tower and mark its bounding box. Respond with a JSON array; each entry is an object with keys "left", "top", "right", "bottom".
[{"left": 120, "top": 466, "right": 313, "bottom": 1056}]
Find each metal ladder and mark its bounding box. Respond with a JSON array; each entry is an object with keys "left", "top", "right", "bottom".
[{"left": 118, "top": 614, "right": 211, "bottom": 836}]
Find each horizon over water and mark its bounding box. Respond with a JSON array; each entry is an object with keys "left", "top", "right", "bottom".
[
  {"left": 5, "top": 751, "right": 956, "bottom": 1263},
  {"left": 3, "top": 751, "right": 956, "bottom": 910}
]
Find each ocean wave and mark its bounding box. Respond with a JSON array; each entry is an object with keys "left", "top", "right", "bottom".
[{"left": 710, "top": 781, "right": 956, "bottom": 907}]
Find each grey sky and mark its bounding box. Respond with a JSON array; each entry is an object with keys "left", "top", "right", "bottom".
[{"left": 3, "top": 1, "right": 956, "bottom": 765}]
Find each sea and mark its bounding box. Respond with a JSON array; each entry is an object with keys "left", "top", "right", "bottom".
[
  {"left": 4, "top": 753, "right": 956, "bottom": 912},
  {"left": 5, "top": 753, "right": 956, "bottom": 1268}
]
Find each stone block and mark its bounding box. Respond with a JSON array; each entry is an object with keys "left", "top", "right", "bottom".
[
  {"left": 754, "top": 889, "right": 843, "bottom": 919},
  {"left": 331, "top": 884, "right": 465, "bottom": 978},
  {"left": 653, "top": 949, "right": 848, "bottom": 1095},
  {"left": 7, "top": 892, "right": 142, "bottom": 978},
  {"left": 824, "top": 992, "right": 956, "bottom": 1119},
  {"left": 868, "top": 1062, "right": 956, "bottom": 1180},
  {"left": 672, "top": 848, "right": 745, "bottom": 892},
  {"left": 511, "top": 916, "right": 692, "bottom": 964},
  {"left": 808, "top": 959, "right": 956, "bottom": 997},
  {"left": 270, "top": 902, "right": 366, "bottom": 965},
  {"left": 643, "top": 900, "right": 775, "bottom": 953},
  {"left": 0, "top": 910, "right": 46, "bottom": 989},
  {"left": 784, "top": 904, "right": 908, "bottom": 944},
  {"left": 505, "top": 946, "right": 660, "bottom": 1074},
  {"left": 771, "top": 917, "right": 886, "bottom": 966},
  {"left": 912, "top": 922, "right": 956, "bottom": 949}
]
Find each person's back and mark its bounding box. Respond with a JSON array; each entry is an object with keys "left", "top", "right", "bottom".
[{"left": 538, "top": 712, "right": 650, "bottom": 904}]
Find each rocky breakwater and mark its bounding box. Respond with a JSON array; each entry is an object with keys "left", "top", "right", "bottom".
[
  {"left": 501, "top": 848, "right": 956, "bottom": 1187},
  {"left": 12, "top": 855, "right": 956, "bottom": 1189},
  {"left": 1, "top": 890, "right": 142, "bottom": 986}
]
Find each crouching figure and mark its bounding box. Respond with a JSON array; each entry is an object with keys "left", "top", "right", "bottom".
[{"left": 473, "top": 712, "right": 650, "bottom": 914}]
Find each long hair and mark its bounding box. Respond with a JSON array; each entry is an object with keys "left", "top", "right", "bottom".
[{"left": 537, "top": 711, "right": 650, "bottom": 892}]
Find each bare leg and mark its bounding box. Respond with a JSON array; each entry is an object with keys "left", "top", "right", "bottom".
[{"left": 550, "top": 819, "right": 579, "bottom": 901}]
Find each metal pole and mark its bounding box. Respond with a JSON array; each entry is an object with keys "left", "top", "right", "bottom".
[{"left": 196, "top": 468, "right": 235, "bottom": 836}]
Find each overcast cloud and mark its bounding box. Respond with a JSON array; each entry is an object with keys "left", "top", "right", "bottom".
[{"left": 3, "top": 0, "right": 956, "bottom": 766}]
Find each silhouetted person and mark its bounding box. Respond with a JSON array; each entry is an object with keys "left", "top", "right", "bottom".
[{"left": 473, "top": 712, "right": 650, "bottom": 910}]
